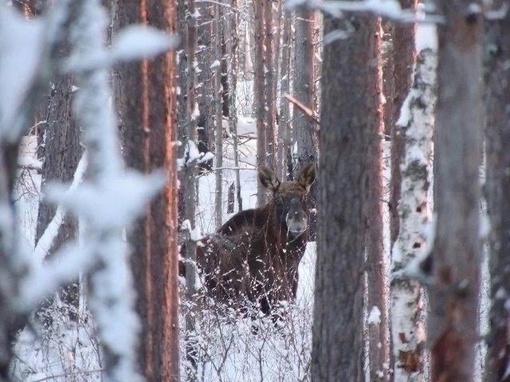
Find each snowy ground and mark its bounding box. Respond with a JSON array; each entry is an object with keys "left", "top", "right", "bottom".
[{"left": 181, "top": 243, "right": 315, "bottom": 381}]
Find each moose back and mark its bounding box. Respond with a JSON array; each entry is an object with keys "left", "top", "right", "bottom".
[{"left": 181, "top": 163, "right": 316, "bottom": 316}]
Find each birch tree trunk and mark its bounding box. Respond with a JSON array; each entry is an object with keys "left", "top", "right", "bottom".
[
  {"left": 389, "top": 0, "right": 417, "bottom": 248},
  {"left": 391, "top": 48, "right": 436, "bottom": 382},
  {"left": 429, "top": 2, "right": 483, "bottom": 380},
  {"left": 484, "top": 2, "right": 510, "bottom": 380},
  {"left": 386, "top": 7, "right": 417, "bottom": 376}
]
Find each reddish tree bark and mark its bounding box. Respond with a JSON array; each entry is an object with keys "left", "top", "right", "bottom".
[
  {"left": 366, "top": 19, "right": 390, "bottom": 382},
  {"left": 119, "top": 0, "right": 180, "bottom": 380}
]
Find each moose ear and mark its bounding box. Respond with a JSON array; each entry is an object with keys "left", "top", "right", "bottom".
[
  {"left": 258, "top": 166, "right": 281, "bottom": 192},
  {"left": 297, "top": 163, "right": 316, "bottom": 192}
]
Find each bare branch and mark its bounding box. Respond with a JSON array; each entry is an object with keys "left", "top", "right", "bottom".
[{"left": 283, "top": 93, "right": 320, "bottom": 129}]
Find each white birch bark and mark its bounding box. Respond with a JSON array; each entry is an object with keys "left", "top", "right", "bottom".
[{"left": 390, "top": 48, "right": 436, "bottom": 381}]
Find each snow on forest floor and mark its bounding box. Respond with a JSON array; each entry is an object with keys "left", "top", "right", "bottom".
[
  {"left": 14, "top": 311, "right": 102, "bottom": 382},
  {"left": 181, "top": 243, "right": 316, "bottom": 381}
]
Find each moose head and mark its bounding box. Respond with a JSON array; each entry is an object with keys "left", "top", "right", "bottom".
[{"left": 258, "top": 163, "right": 316, "bottom": 238}]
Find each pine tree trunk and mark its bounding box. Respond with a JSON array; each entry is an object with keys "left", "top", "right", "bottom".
[
  {"left": 254, "top": 0, "right": 267, "bottom": 205},
  {"left": 119, "top": 0, "right": 180, "bottom": 379},
  {"left": 293, "top": 8, "right": 316, "bottom": 170},
  {"left": 214, "top": 2, "right": 223, "bottom": 228},
  {"left": 277, "top": 9, "right": 292, "bottom": 180},
  {"left": 429, "top": 2, "right": 483, "bottom": 380},
  {"left": 365, "top": 18, "right": 390, "bottom": 381},
  {"left": 180, "top": 0, "right": 200, "bottom": 375},
  {"left": 224, "top": 0, "right": 242, "bottom": 211},
  {"left": 263, "top": 0, "right": 275, "bottom": 169},
  {"left": 293, "top": 8, "right": 317, "bottom": 240},
  {"left": 35, "top": 72, "right": 82, "bottom": 323},
  {"left": 311, "top": 11, "right": 378, "bottom": 381},
  {"left": 196, "top": 0, "right": 214, "bottom": 154},
  {"left": 484, "top": 2, "right": 510, "bottom": 380}
]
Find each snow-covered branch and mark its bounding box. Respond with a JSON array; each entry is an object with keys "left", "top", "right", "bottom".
[
  {"left": 32, "top": 152, "right": 87, "bottom": 264},
  {"left": 0, "top": 0, "right": 73, "bottom": 142},
  {"left": 178, "top": 139, "right": 214, "bottom": 170},
  {"left": 285, "top": 0, "right": 444, "bottom": 23},
  {"left": 64, "top": 25, "right": 180, "bottom": 73},
  {"left": 0, "top": 5, "right": 45, "bottom": 141},
  {"left": 0, "top": 6, "right": 72, "bottom": 317}
]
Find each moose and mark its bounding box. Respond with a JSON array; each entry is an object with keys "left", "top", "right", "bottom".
[{"left": 181, "top": 163, "right": 316, "bottom": 318}]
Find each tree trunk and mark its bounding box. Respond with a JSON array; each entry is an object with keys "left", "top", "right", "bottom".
[
  {"left": 214, "top": 2, "right": 223, "bottom": 228},
  {"left": 293, "top": 7, "right": 318, "bottom": 240},
  {"left": 277, "top": 9, "right": 292, "bottom": 180},
  {"left": 254, "top": 0, "right": 267, "bottom": 205},
  {"left": 119, "top": 0, "right": 180, "bottom": 380},
  {"left": 389, "top": 0, "right": 417, "bottom": 248},
  {"left": 484, "top": 2, "right": 510, "bottom": 380},
  {"left": 196, "top": 0, "right": 214, "bottom": 155},
  {"left": 429, "top": 2, "right": 483, "bottom": 381},
  {"left": 263, "top": 0, "right": 275, "bottom": 169},
  {"left": 311, "top": 11, "right": 378, "bottom": 381},
  {"left": 179, "top": 0, "right": 200, "bottom": 376},
  {"left": 224, "top": 0, "right": 242, "bottom": 211},
  {"left": 386, "top": 5, "right": 416, "bottom": 378},
  {"left": 35, "top": 74, "right": 82, "bottom": 324},
  {"left": 293, "top": 8, "right": 316, "bottom": 170},
  {"left": 365, "top": 18, "right": 390, "bottom": 381},
  {"left": 391, "top": 48, "right": 436, "bottom": 382}
]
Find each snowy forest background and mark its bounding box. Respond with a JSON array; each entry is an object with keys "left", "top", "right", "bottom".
[{"left": 0, "top": 0, "right": 509, "bottom": 381}]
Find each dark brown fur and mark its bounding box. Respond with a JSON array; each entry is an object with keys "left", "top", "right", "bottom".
[{"left": 183, "top": 164, "right": 316, "bottom": 316}]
